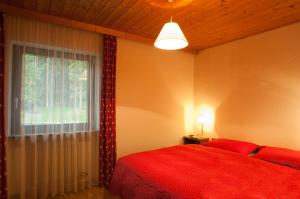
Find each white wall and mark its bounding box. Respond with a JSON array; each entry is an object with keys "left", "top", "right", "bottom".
[
  {"left": 194, "top": 22, "right": 300, "bottom": 150},
  {"left": 116, "top": 39, "right": 195, "bottom": 157}
]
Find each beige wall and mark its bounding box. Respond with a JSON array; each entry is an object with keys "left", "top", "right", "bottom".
[
  {"left": 116, "top": 39, "right": 195, "bottom": 157},
  {"left": 194, "top": 22, "right": 300, "bottom": 150}
]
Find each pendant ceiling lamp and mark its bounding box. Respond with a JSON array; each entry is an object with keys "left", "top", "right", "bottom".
[{"left": 154, "top": 0, "right": 188, "bottom": 50}]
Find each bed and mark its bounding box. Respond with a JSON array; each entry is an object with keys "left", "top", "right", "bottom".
[{"left": 109, "top": 144, "right": 300, "bottom": 199}]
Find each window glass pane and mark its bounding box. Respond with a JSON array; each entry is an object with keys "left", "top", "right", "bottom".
[{"left": 22, "top": 53, "right": 89, "bottom": 125}]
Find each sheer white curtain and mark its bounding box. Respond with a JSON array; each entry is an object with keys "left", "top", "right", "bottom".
[{"left": 5, "top": 16, "right": 101, "bottom": 199}]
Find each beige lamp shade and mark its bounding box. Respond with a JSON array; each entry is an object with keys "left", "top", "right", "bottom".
[{"left": 154, "top": 21, "right": 188, "bottom": 50}]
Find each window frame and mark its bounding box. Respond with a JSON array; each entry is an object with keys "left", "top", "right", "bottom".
[{"left": 10, "top": 42, "right": 97, "bottom": 137}]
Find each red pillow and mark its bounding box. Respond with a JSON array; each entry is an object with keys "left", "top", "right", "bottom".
[
  {"left": 254, "top": 146, "right": 300, "bottom": 170},
  {"left": 202, "top": 138, "right": 258, "bottom": 155}
]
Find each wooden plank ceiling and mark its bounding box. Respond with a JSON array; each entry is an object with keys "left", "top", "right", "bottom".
[{"left": 1, "top": 0, "right": 300, "bottom": 51}]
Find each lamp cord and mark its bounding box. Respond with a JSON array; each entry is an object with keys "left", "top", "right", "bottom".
[{"left": 169, "top": 0, "right": 174, "bottom": 22}]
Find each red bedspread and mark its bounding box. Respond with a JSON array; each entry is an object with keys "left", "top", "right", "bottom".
[{"left": 109, "top": 145, "right": 300, "bottom": 199}]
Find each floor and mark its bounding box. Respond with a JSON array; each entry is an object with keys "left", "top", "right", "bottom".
[{"left": 49, "top": 187, "right": 118, "bottom": 199}]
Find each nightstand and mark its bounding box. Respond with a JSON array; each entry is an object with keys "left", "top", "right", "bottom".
[{"left": 183, "top": 136, "right": 209, "bottom": 144}]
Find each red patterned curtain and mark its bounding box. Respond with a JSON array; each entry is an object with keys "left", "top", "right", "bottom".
[
  {"left": 0, "top": 13, "right": 7, "bottom": 199},
  {"left": 99, "top": 34, "right": 117, "bottom": 187}
]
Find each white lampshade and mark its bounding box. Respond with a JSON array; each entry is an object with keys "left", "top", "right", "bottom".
[
  {"left": 154, "top": 22, "right": 188, "bottom": 50},
  {"left": 197, "top": 114, "right": 208, "bottom": 124}
]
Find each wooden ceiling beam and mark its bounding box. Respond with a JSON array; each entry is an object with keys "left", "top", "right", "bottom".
[{"left": 0, "top": 3, "right": 198, "bottom": 54}]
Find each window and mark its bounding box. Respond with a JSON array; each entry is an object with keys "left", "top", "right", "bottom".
[{"left": 10, "top": 44, "right": 98, "bottom": 136}]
